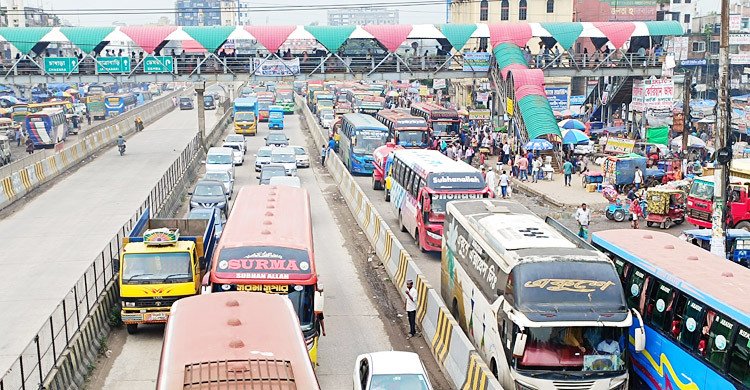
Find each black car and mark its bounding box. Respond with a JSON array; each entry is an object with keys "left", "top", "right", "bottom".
[
  {"left": 258, "top": 164, "right": 286, "bottom": 185},
  {"left": 265, "top": 131, "right": 289, "bottom": 147},
  {"left": 203, "top": 95, "right": 216, "bottom": 110},
  {"left": 189, "top": 180, "right": 228, "bottom": 217},
  {"left": 179, "top": 97, "right": 194, "bottom": 110}
]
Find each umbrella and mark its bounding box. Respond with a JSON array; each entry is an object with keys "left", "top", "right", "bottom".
[
  {"left": 525, "top": 139, "right": 554, "bottom": 151},
  {"left": 671, "top": 135, "right": 706, "bottom": 149},
  {"left": 52, "top": 91, "right": 71, "bottom": 98},
  {"left": 562, "top": 129, "right": 590, "bottom": 145},
  {"left": 559, "top": 118, "right": 586, "bottom": 130},
  {"left": 386, "top": 90, "right": 399, "bottom": 97}
]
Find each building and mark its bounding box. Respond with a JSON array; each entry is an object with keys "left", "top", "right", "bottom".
[
  {"left": 175, "top": 0, "right": 222, "bottom": 26},
  {"left": 0, "top": 0, "right": 62, "bottom": 27},
  {"left": 574, "top": 0, "right": 658, "bottom": 23},
  {"left": 451, "top": 0, "right": 573, "bottom": 25},
  {"left": 327, "top": 7, "right": 399, "bottom": 26},
  {"left": 218, "top": 0, "right": 251, "bottom": 25},
  {"left": 657, "top": 1, "right": 696, "bottom": 34}
]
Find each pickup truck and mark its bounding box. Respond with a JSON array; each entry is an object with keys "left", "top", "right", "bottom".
[{"left": 118, "top": 208, "right": 216, "bottom": 334}]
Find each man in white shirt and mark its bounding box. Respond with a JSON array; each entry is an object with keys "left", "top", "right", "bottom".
[
  {"left": 405, "top": 279, "right": 418, "bottom": 338},
  {"left": 634, "top": 167, "right": 643, "bottom": 190},
  {"left": 498, "top": 170, "right": 510, "bottom": 198},
  {"left": 597, "top": 337, "right": 621, "bottom": 356},
  {"left": 575, "top": 203, "right": 591, "bottom": 239},
  {"left": 485, "top": 166, "right": 498, "bottom": 197}
]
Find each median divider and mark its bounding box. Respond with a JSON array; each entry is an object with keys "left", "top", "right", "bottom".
[
  {"left": 297, "top": 96, "right": 500, "bottom": 390},
  {"left": 0, "top": 90, "right": 185, "bottom": 211}
]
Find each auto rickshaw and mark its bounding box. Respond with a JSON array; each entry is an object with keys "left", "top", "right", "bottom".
[
  {"left": 681, "top": 229, "right": 750, "bottom": 267},
  {"left": 645, "top": 187, "right": 686, "bottom": 229},
  {"left": 0, "top": 117, "right": 18, "bottom": 139},
  {"left": 0, "top": 135, "right": 12, "bottom": 165}
]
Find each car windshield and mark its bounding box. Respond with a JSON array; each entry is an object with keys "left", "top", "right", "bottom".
[
  {"left": 322, "top": 113, "right": 334, "bottom": 120},
  {"left": 516, "top": 326, "right": 626, "bottom": 373},
  {"left": 206, "top": 154, "right": 232, "bottom": 164},
  {"left": 225, "top": 135, "right": 243, "bottom": 143},
  {"left": 354, "top": 131, "right": 387, "bottom": 155},
  {"left": 224, "top": 144, "right": 241, "bottom": 151},
  {"left": 258, "top": 149, "right": 272, "bottom": 157},
  {"left": 204, "top": 172, "right": 229, "bottom": 182},
  {"left": 235, "top": 112, "right": 254, "bottom": 121},
  {"left": 194, "top": 184, "right": 224, "bottom": 196},
  {"left": 204, "top": 96, "right": 214, "bottom": 103},
  {"left": 272, "top": 153, "right": 295, "bottom": 163},
  {"left": 294, "top": 147, "right": 306, "bottom": 155},
  {"left": 261, "top": 168, "right": 286, "bottom": 180},
  {"left": 121, "top": 252, "right": 191, "bottom": 284},
  {"left": 690, "top": 180, "right": 714, "bottom": 201},
  {"left": 268, "top": 134, "right": 287, "bottom": 142},
  {"left": 369, "top": 374, "right": 431, "bottom": 390},
  {"left": 270, "top": 112, "right": 283, "bottom": 119},
  {"left": 180, "top": 98, "right": 191, "bottom": 103}
]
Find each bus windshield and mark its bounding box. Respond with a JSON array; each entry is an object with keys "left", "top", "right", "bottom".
[
  {"left": 430, "top": 193, "right": 484, "bottom": 214},
  {"left": 398, "top": 130, "right": 428, "bottom": 147},
  {"left": 518, "top": 326, "right": 626, "bottom": 373},
  {"left": 121, "top": 252, "right": 192, "bottom": 284},
  {"left": 690, "top": 180, "right": 714, "bottom": 201},
  {"left": 432, "top": 120, "right": 458, "bottom": 136},
  {"left": 354, "top": 131, "right": 387, "bottom": 155}
]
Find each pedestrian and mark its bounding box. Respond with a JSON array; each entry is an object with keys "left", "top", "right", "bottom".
[
  {"left": 485, "top": 166, "right": 497, "bottom": 197},
  {"left": 502, "top": 142, "right": 510, "bottom": 164},
  {"left": 25, "top": 137, "right": 34, "bottom": 154},
  {"left": 630, "top": 195, "right": 643, "bottom": 229},
  {"left": 499, "top": 170, "right": 510, "bottom": 198},
  {"left": 575, "top": 203, "right": 591, "bottom": 239},
  {"left": 518, "top": 155, "right": 529, "bottom": 181},
  {"left": 405, "top": 279, "right": 418, "bottom": 338},
  {"left": 321, "top": 144, "right": 327, "bottom": 165},
  {"left": 633, "top": 166, "right": 644, "bottom": 190},
  {"left": 86, "top": 112, "right": 91, "bottom": 126},
  {"left": 563, "top": 159, "right": 574, "bottom": 186},
  {"left": 14, "top": 128, "right": 21, "bottom": 147},
  {"left": 531, "top": 157, "right": 541, "bottom": 183}
]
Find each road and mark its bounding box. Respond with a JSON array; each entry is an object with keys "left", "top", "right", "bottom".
[
  {"left": 0, "top": 97, "right": 218, "bottom": 378},
  {"left": 93, "top": 108, "right": 452, "bottom": 389}
]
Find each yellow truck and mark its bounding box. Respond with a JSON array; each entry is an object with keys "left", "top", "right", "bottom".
[{"left": 119, "top": 208, "right": 216, "bottom": 334}]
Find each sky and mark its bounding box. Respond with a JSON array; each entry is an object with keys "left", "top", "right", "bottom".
[{"left": 34, "top": 0, "right": 722, "bottom": 26}]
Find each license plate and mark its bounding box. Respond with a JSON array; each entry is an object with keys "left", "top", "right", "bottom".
[{"left": 146, "top": 312, "right": 168, "bottom": 321}]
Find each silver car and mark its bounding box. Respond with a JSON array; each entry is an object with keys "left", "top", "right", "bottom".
[
  {"left": 223, "top": 134, "right": 246, "bottom": 155},
  {"left": 270, "top": 147, "right": 297, "bottom": 176},
  {"left": 292, "top": 146, "right": 310, "bottom": 168},
  {"left": 203, "top": 171, "right": 234, "bottom": 198},
  {"left": 254, "top": 146, "right": 273, "bottom": 172}
]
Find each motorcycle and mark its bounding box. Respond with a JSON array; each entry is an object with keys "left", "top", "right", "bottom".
[{"left": 118, "top": 143, "right": 126, "bottom": 156}]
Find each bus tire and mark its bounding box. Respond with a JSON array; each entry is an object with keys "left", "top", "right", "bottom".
[
  {"left": 736, "top": 221, "right": 750, "bottom": 232},
  {"left": 126, "top": 324, "right": 138, "bottom": 335},
  {"left": 399, "top": 213, "right": 406, "bottom": 233},
  {"left": 490, "top": 358, "right": 498, "bottom": 379},
  {"left": 385, "top": 189, "right": 390, "bottom": 202},
  {"left": 373, "top": 177, "right": 382, "bottom": 190}
]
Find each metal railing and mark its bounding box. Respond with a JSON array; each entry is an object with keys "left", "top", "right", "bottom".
[{"left": 0, "top": 108, "right": 230, "bottom": 390}]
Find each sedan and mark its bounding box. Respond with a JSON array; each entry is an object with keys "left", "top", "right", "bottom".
[
  {"left": 258, "top": 164, "right": 287, "bottom": 185},
  {"left": 223, "top": 134, "right": 246, "bottom": 155},
  {"left": 255, "top": 146, "right": 273, "bottom": 172},
  {"left": 203, "top": 171, "right": 234, "bottom": 198},
  {"left": 189, "top": 180, "right": 228, "bottom": 217},
  {"left": 229, "top": 148, "right": 244, "bottom": 165},
  {"left": 265, "top": 131, "right": 289, "bottom": 147},
  {"left": 353, "top": 351, "right": 432, "bottom": 390},
  {"left": 292, "top": 146, "right": 310, "bottom": 168}
]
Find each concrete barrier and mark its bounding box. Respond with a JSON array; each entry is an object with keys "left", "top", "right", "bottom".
[
  {"left": 297, "top": 96, "right": 500, "bottom": 390},
  {"left": 0, "top": 90, "right": 185, "bottom": 211}
]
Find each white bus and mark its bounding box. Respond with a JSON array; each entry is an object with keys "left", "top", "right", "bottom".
[
  {"left": 441, "top": 199, "right": 637, "bottom": 390},
  {"left": 389, "top": 149, "right": 489, "bottom": 252}
]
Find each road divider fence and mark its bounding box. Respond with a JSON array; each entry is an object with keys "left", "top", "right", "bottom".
[
  {"left": 297, "top": 96, "right": 501, "bottom": 390},
  {"left": 0, "top": 99, "right": 231, "bottom": 390}
]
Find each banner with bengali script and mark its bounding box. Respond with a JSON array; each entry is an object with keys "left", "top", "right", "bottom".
[
  {"left": 630, "top": 78, "right": 674, "bottom": 112},
  {"left": 463, "top": 52, "right": 491, "bottom": 72},
  {"left": 253, "top": 58, "right": 300, "bottom": 76},
  {"left": 604, "top": 137, "right": 636, "bottom": 153}
]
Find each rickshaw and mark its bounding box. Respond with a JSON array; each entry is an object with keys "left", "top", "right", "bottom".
[
  {"left": 603, "top": 185, "right": 647, "bottom": 222},
  {"left": 0, "top": 117, "right": 18, "bottom": 139},
  {"left": 681, "top": 229, "right": 750, "bottom": 267},
  {"left": 645, "top": 187, "right": 686, "bottom": 229}
]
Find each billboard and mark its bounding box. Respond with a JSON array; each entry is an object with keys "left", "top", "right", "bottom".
[
  {"left": 630, "top": 78, "right": 674, "bottom": 112},
  {"left": 545, "top": 87, "right": 569, "bottom": 111}
]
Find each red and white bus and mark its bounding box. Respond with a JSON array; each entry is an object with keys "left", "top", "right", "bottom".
[
  {"left": 156, "top": 292, "right": 320, "bottom": 390},
  {"left": 206, "top": 185, "right": 324, "bottom": 364},
  {"left": 372, "top": 142, "right": 403, "bottom": 192},
  {"left": 410, "top": 102, "right": 460, "bottom": 139},
  {"left": 375, "top": 109, "right": 430, "bottom": 148},
  {"left": 389, "top": 149, "right": 489, "bottom": 251}
]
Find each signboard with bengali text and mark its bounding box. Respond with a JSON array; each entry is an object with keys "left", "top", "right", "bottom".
[
  {"left": 604, "top": 137, "right": 636, "bottom": 153},
  {"left": 545, "top": 87, "right": 569, "bottom": 111},
  {"left": 630, "top": 78, "right": 673, "bottom": 112},
  {"left": 463, "top": 52, "right": 491, "bottom": 72}
]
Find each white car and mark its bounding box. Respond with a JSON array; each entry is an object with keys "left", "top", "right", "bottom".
[
  {"left": 292, "top": 146, "right": 310, "bottom": 168},
  {"left": 320, "top": 110, "right": 335, "bottom": 129},
  {"left": 223, "top": 134, "right": 246, "bottom": 155},
  {"left": 203, "top": 171, "right": 234, "bottom": 198},
  {"left": 353, "top": 351, "right": 433, "bottom": 390},
  {"left": 270, "top": 147, "right": 298, "bottom": 176},
  {"left": 254, "top": 146, "right": 273, "bottom": 172},
  {"left": 230, "top": 148, "right": 244, "bottom": 165},
  {"left": 269, "top": 176, "right": 301, "bottom": 188}
]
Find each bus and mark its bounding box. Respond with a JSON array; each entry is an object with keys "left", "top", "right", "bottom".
[
  {"left": 28, "top": 101, "right": 73, "bottom": 115},
  {"left": 375, "top": 109, "right": 430, "bottom": 148},
  {"left": 232, "top": 97, "right": 258, "bottom": 135},
  {"left": 257, "top": 100, "right": 272, "bottom": 122},
  {"left": 276, "top": 89, "right": 295, "bottom": 113},
  {"left": 443, "top": 199, "right": 634, "bottom": 389},
  {"left": 593, "top": 229, "right": 750, "bottom": 390},
  {"left": 389, "top": 149, "right": 490, "bottom": 252},
  {"left": 85, "top": 94, "right": 106, "bottom": 120},
  {"left": 25, "top": 108, "right": 68, "bottom": 148},
  {"left": 338, "top": 113, "right": 389, "bottom": 175},
  {"left": 410, "top": 102, "right": 460, "bottom": 139},
  {"left": 207, "top": 186, "right": 325, "bottom": 364},
  {"left": 156, "top": 292, "right": 320, "bottom": 390},
  {"left": 105, "top": 93, "right": 136, "bottom": 116},
  {"left": 358, "top": 95, "right": 385, "bottom": 116},
  {"left": 10, "top": 104, "right": 28, "bottom": 127}
]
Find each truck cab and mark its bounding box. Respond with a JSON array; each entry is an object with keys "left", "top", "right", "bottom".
[
  {"left": 268, "top": 105, "right": 285, "bottom": 129},
  {"left": 119, "top": 209, "right": 215, "bottom": 334}
]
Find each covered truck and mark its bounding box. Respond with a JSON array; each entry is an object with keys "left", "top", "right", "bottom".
[
  {"left": 118, "top": 208, "right": 216, "bottom": 334},
  {"left": 601, "top": 153, "right": 663, "bottom": 189}
]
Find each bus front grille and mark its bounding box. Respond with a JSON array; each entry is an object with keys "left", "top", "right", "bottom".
[{"left": 552, "top": 380, "right": 595, "bottom": 390}]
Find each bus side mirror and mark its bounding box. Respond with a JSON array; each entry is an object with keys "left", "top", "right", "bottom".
[
  {"left": 423, "top": 196, "right": 430, "bottom": 211},
  {"left": 632, "top": 308, "right": 646, "bottom": 352},
  {"left": 199, "top": 256, "right": 206, "bottom": 270},
  {"left": 512, "top": 333, "right": 527, "bottom": 357},
  {"left": 314, "top": 289, "right": 325, "bottom": 313}
]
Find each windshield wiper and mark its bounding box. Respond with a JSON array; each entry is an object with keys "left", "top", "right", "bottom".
[
  {"left": 125, "top": 273, "right": 154, "bottom": 283},
  {"left": 162, "top": 273, "right": 192, "bottom": 282}
]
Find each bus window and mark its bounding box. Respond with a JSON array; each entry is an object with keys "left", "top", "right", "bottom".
[
  {"left": 728, "top": 325, "right": 750, "bottom": 386},
  {"left": 670, "top": 293, "right": 688, "bottom": 340},
  {"left": 647, "top": 281, "right": 674, "bottom": 330},
  {"left": 626, "top": 269, "right": 646, "bottom": 310},
  {"left": 679, "top": 299, "right": 706, "bottom": 351},
  {"left": 706, "top": 314, "right": 735, "bottom": 369}
]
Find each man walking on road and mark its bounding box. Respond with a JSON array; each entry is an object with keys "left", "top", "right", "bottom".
[
  {"left": 485, "top": 166, "right": 497, "bottom": 197},
  {"left": 634, "top": 166, "right": 644, "bottom": 190},
  {"left": 498, "top": 170, "right": 510, "bottom": 198},
  {"left": 405, "top": 279, "right": 418, "bottom": 338},
  {"left": 575, "top": 203, "right": 591, "bottom": 239},
  {"left": 563, "top": 159, "right": 574, "bottom": 186}
]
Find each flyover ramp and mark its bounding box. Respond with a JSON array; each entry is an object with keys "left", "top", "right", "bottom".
[{"left": 0, "top": 105, "right": 219, "bottom": 378}]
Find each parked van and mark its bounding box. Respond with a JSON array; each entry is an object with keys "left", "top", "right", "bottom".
[{"left": 204, "top": 147, "right": 235, "bottom": 179}]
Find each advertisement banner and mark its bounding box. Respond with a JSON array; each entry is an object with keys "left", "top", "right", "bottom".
[
  {"left": 463, "top": 52, "right": 491, "bottom": 72},
  {"left": 731, "top": 53, "right": 750, "bottom": 64},
  {"left": 545, "top": 87, "right": 569, "bottom": 111},
  {"left": 253, "top": 57, "right": 300, "bottom": 76},
  {"left": 731, "top": 15, "right": 743, "bottom": 32},
  {"left": 469, "top": 109, "right": 491, "bottom": 120},
  {"left": 604, "top": 137, "right": 636, "bottom": 153},
  {"left": 730, "top": 34, "right": 750, "bottom": 45},
  {"left": 570, "top": 95, "right": 585, "bottom": 106},
  {"left": 669, "top": 37, "right": 689, "bottom": 61},
  {"left": 630, "top": 78, "right": 674, "bottom": 111},
  {"left": 433, "top": 79, "right": 446, "bottom": 89}
]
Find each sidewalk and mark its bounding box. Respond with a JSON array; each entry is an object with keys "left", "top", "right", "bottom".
[{"left": 510, "top": 172, "right": 609, "bottom": 208}]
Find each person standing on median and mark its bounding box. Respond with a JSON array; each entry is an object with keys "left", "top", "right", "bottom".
[
  {"left": 405, "top": 279, "right": 418, "bottom": 338},
  {"left": 563, "top": 159, "right": 574, "bottom": 186}
]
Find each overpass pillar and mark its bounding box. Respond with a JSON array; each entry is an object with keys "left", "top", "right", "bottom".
[{"left": 195, "top": 81, "right": 207, "bottom": 153}]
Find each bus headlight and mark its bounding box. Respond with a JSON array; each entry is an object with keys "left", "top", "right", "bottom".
[
  {"left": 122, "top": 301, "right": 135, "bottom": 308},
  {"left": 515, "top": 381, "right": 537, "bottom": 390}
]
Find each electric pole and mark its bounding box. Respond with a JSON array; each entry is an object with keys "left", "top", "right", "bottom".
[
  {"left": 711, "top": 0, "right": 731, "bottom": 256},
  {"left": 682, "top": 70, "right": 691, "bottom": 155}
]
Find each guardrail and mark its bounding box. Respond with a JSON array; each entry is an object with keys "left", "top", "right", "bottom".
[
  {"left": 0, "top": 99, "right": 232, "bottom": 390},
  {"left": 0, "top": 90, "right": 186, "bottom": 211},
  {"left": 297, "top": 96, "right": 502, "bottom": 390}
]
